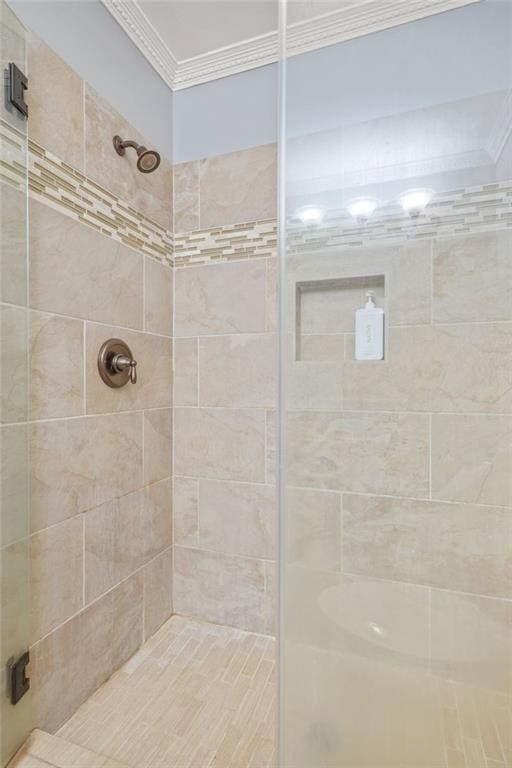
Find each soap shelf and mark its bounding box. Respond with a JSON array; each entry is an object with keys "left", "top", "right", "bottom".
[{"left": 295, "top": 273, "right": 386, "bottom": 363}]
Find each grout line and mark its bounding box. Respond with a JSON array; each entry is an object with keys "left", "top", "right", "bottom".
[
  {"left": 428, "top": 412, "right": 433, "bottom": 500},
  {"left": 82, "top": 321, "right": 87, "bottom": 414},
  {"left": 325, "top": 569, "right": 512, "bottom": 604},
  {"left": 3, "top": 301, "right": 174, "bottom": 339},
  {"left": 173, "top": 542, "right": 276, "bottom": 566},
  {"left": 82, "top": 513, "right": 86, "bottom": 608},
  {"left": 196, "top": 337, "right": 201, "bottom": 406},
  {"left": 141, "top": 409, "right": 145, "bottom": 486},
  {"left": 31, "top": 544, "right": 174, "bottom": 650},
  {"left": 142, "top": 255, "right": 146, "bottom": 332}
]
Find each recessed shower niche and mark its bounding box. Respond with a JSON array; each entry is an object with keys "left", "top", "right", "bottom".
[{"left": 295, "top": 273, "right": 386, "bottom": 363}]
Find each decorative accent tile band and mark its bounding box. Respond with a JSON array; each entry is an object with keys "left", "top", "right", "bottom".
[
  {"left": 4, "top": 118, "right": 512, "bottom": 270},
  {"left": 287, "top": 181, "right": 512, "bottom": 255},
  {"left": 173, "top": 219, "right": 278, "bottom": 267},
  {"left": 1, "top": 118, "right": 173, "bottom": 266},
  {"left": 174, "top": 180, "right": 512, "bottom": 267}
]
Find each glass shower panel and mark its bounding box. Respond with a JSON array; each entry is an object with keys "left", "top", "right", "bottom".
[
  {"left": 0, "top": 1, "right": 31, "bottom": 763},
  {"left": 279, "top": 1, "right": 512, "bottom": 766}
]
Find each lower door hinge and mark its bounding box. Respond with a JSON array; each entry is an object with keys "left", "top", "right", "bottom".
[{"left": 8, "top": 651, "right": 30, "bottom": 705}]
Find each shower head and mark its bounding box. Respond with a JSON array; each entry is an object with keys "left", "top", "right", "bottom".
[{"left": 113, "top": 135, "right": 161, "bottom": 174}]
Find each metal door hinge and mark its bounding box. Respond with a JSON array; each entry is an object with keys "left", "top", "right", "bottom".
[
  {"left": 8, "top": 651, "right": 30, "bottom": 705},
  {"left": 8, "top": 62, "right": 28, "bottom": 118}
]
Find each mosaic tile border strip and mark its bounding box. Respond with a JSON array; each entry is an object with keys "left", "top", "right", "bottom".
[
  {"left": 1, "top": 119, "right": 173, "bottom": 266},
  {"left": 173, "top": 181, "right": 512, "bottom": 267},
  {"left": 4, "top": 117, "right": 512, "bottom": 269},
  {"left": 287, "top": 182, "right": 512, "bottom": 255},
  {"left": 173, "top": 219, "right": 278, "bottom": 267}
]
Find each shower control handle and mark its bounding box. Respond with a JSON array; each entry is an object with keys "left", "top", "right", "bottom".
[
  {"left": 112, "top": 354, "right": 137, "bottom": 384},
  {"left": 98, "top": 338, "right": 138, "bottom": 389}
]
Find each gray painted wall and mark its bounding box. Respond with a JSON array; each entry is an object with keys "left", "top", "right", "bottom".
[
  {"left": 173, "top": 63, "right": 278, "bottom": 163},
  {"left": 7, "top": 0, "right": 510, "bottom": 166},
  {"left": 174, "top": 0, "right": 511, "bottom": 162},
  {"left": 7, "top": 0, "right": 174, "bottom": 160}
]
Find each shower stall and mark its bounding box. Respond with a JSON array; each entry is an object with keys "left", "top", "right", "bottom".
[
  {"left": 1, "top": 0, "right": 511, "bottom": 765},
  {"left": 280, "top": 1, "right": 512, "bottom": 765}
]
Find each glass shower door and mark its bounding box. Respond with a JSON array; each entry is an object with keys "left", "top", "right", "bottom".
[
  {"left": 279, "top": 1, "right": 512, "bottom": 765},
  {"left": 0, "top": 1, "right": 31, "bottom": 763}
]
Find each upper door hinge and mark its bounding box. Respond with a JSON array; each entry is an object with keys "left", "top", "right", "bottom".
[{"left": 8, "top": 62, "right": 28, "bottom": 118}]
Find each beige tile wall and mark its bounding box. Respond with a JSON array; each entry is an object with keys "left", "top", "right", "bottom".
[
  {"left": 14, "top": 35, "right": 174, "bottom": 734},
  {"left": 173, "top": 148, "right": 278, "bottom": 632},
  {"left": 173, "top": 144, "right": 277, "bottom": 232},
  {"left": 285, "top": 228, "right": 512, "bottom": 765}
]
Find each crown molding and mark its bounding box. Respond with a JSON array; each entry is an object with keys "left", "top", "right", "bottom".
[
  {"left": 102, "top": 0, "right": 178, "bottom": 87},
  {"left": 102, "top": 0, "right": 479, "bottom": 91}
]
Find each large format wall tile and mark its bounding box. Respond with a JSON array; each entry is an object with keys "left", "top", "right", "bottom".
[
  {"left": 434, "top": 230, "right": 512, "bottom": 323},
  {"left": 85, "top": 323, "right": 172, "bottom": 413},
  {"left": 264, "top": 560, "right": 277, "bottom": 635},
  {"left": 31, "top": 412, "right": 143, "bottom": 532},
  {"left": 111, "top": 572, "right": 144, "bottom": 669},
  {"left": 343, "top": 322, "right": 512, "bottom": 413},
  {"left": 174, "top": 408, "right": 266, "bottom": 483},
  {"left": 343, "top": 494, "right": 512, "bottom": 598},
  {"left": 144, "top": 478, "right": 172, "bottom": 562},
  {"left": 29, "top": 200, "right": 143, "bottom": 329},
  {"left": 84, "top": 481, "right": 170, "bottom": 602},
  {"left": 174, "top": 260, "right": 266, "bottom": 337},
  {"left": 173, "top": 476, "right": 199, "bottom": 547},
  {"left": 431, "top": 414, "right": 512, "bottom": 507},
  {"left": 1, "top": 184, "right": 27, "bottom": 306},
  {"left": 174, "top": 546, "right": 266, "bottom": 633},
  {"left": 143, "top": 408, "right": 172, "bottom": 484},
  {"left": 199, "top": 334, "right": 277, "bottom": 408},
  {"left": 31, "top": 575, "right": 143, "bottom": 732},
  {"left": 0, "top": 303, "right": 28, "bottom": 423},
  {"left": 85, "top": 85, "right": 172, "bottom": 229},
  {"left": 145, "top": 258, "right": 173, "bottom": 336},
  {"left": 142, "top": 548, "right": 173, "bottom": 640},
  {"left": 27, "top": 35, "right": 84, "bottom": 169},
  {"left": 286, "top": 360, "right": 343, "bottom": 411},
  {"left": 173, "top": 338, "right": 198, "bottom": 406},
  {"left": 0, "top": 424, "right": 29, "bottom": 547},
  {"left": 30, "top": 516, "right": 83, "bottom": 643},
  {"left": 173, "top": 161, "right": 199, "bottom": 232},
  {"left": 286, "top": 488, "right": 341, "bottom": 571},
  {"left": 31, "top": 589, "right": 111, "bottom": 733},
  {"left": 84, "top": 493, "right": 144, "bottom": 603},
  {"left": 287, "top": 411, "right": 429, "bottom": 497},
  {"left": 200, "top": 144, "right": 277, "bottom": 229},
  {"left": 430, "top": 590, "right": 512, "bottom": 693},
  {"left": 198, "top": 479, "right": 276, "bottom": 559},
  {"left": 29, "top": 312, "right": 84, "bottom": 420},
  {"left": 266, "top": 256, "right": 278, "bottom": 333}
]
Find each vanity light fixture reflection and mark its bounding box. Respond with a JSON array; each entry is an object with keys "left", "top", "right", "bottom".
[
  {"left": 399, "top": 188, "right": 434, "bottom": 217},
  {"left": 296, "top": 205, "right": 325, "bottom": 224},
  {"left": 346, "top": 197, "right": 379, "bottom": 223}
]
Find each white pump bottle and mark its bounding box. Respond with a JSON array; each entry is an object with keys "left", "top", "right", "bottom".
[{"left": 355, "top": 291, "right": 384, "bottom": 361}]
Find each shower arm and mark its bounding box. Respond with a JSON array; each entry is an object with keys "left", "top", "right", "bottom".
[{"left": 113, "top": 136, "right": 147, "bottom": 156}]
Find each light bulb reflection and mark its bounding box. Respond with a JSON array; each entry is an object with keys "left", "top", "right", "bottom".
[
  {"left": 399, "top": 188, "right": 434, "bottom": 217},
  {"left": 296, "top": 205, "right": 325, "bottom": 225},
  {"left": 346, "top": 197, "right": 379, "bottom": 223},
  {"left": 369, "top": 622, "right": 385, "bottom": 638}
]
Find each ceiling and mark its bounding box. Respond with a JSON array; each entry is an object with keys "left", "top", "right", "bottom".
[
  {"left": 102, "top": 0, "right": 479, "bottom": 90},
  {"left": 138, "top": 1, "right": 350, "bottom": 60}
]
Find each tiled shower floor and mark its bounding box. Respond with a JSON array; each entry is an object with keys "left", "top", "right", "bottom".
[{"left": 15, "top": 615, "right": 276, "bottom": 768}]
